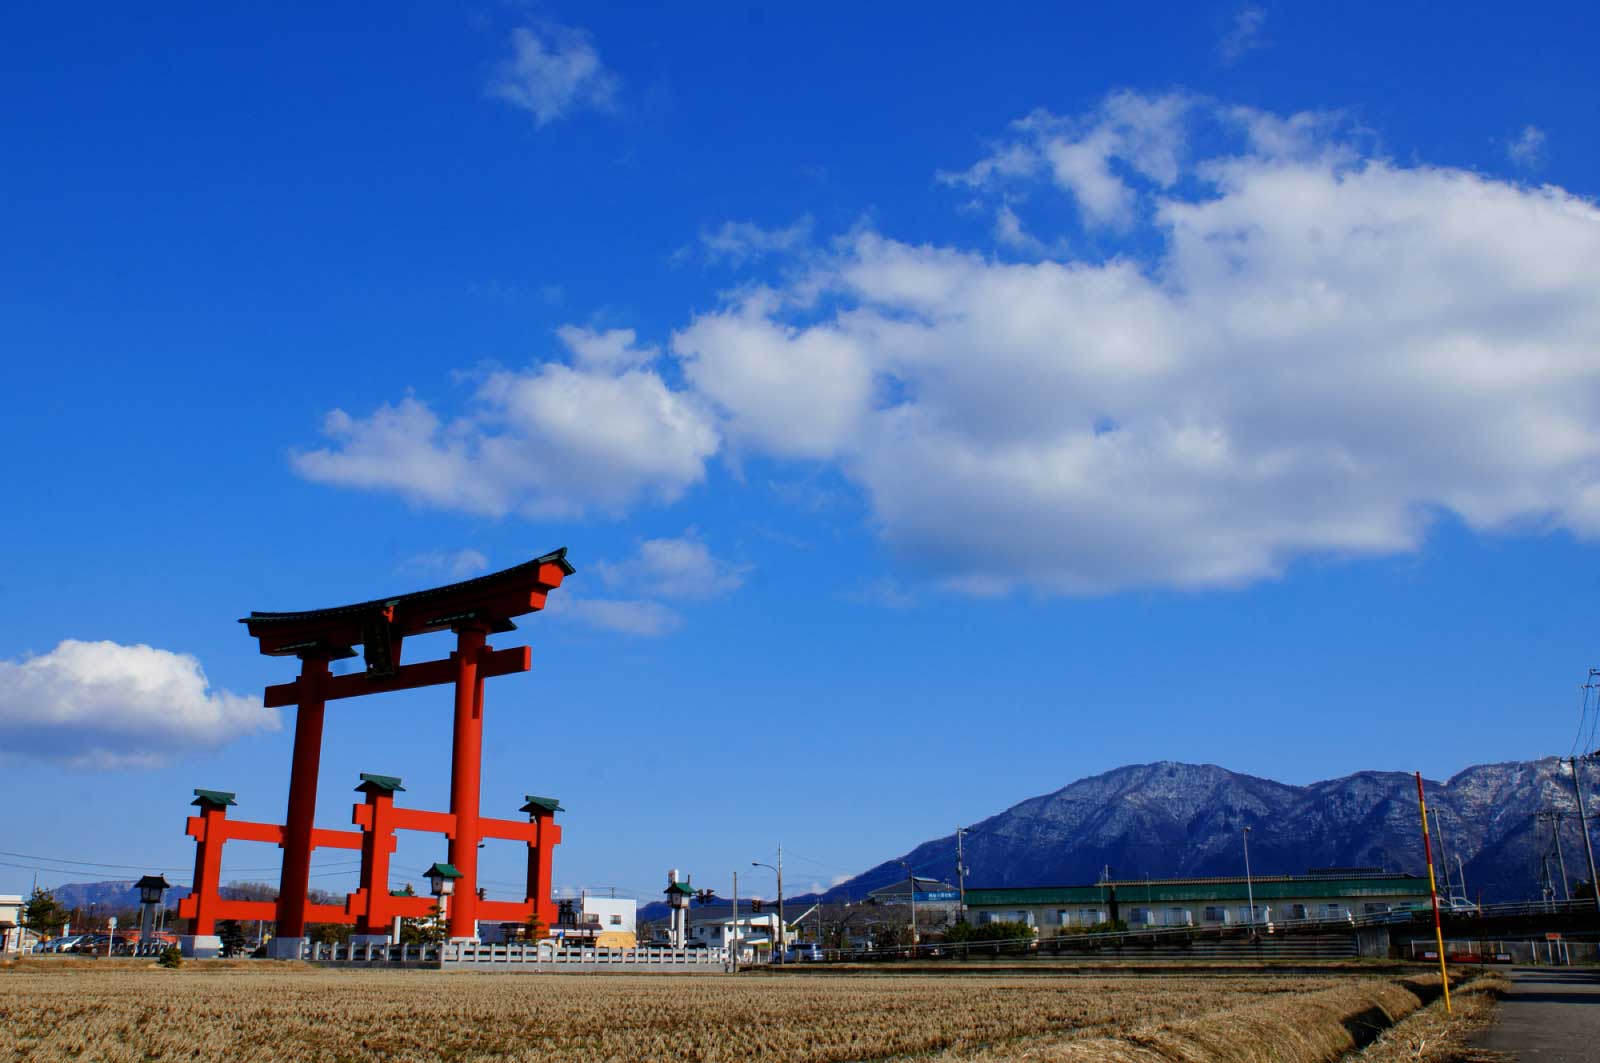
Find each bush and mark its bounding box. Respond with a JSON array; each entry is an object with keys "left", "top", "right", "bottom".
[{"left": 157, "top": 946, "right": 182, "bottom": 969}]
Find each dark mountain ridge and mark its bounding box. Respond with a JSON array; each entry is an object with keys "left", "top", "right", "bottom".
[{"left": 825, "top": 757, "right": 1600, "bottom": 906}]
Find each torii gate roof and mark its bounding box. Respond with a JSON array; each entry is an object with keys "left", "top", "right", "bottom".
[{"left": 239, "top": 547, "right": 573, "bottom": 658}]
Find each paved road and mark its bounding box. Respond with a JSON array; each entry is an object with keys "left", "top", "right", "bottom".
[{"left": 1469, "top": 967, "right": 1600, "bottom": 1061}]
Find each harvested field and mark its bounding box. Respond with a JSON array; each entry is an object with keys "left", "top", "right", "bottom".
[{"left": 0, "top": 960, "right": 1446, "bottom": 1063}]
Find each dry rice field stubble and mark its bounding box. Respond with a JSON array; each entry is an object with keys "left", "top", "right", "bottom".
[{"left": 0, "top": 963, "right": 1439, "bottom": 1063}]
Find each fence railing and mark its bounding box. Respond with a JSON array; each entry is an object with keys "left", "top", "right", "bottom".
[{"left": 302, "top": 940, "right": 728, "bottom": 966}]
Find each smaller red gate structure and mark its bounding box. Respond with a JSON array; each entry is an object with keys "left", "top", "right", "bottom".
[
  {"left": 179, "top": 550, "right": 572, "bottom": 957},
  {"left": 177, "top": 776, "right": 562, "bottom": 947}
]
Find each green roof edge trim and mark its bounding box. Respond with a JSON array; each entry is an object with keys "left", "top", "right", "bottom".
[
  {"left": 192, "top": 788, "right": 237, "bottom": 808},
  {"left": 521, "top": 795, "right": 564, "bottom": 813},
  {"left": 357, "top": 772, "right": 405, "bottom": 793}
]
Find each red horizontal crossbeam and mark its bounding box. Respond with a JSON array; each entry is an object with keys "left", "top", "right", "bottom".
[
  {"left": 479, "top": 816, "right": 539, "bottom": 844},
  {"left": 263, "top": 646, "right": 531, "bottom": 709},
  {"left": 476, "top": 899, "right": 537, "bottom": 922}
]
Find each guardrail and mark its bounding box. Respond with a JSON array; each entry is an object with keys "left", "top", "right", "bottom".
[{"left": 301, "top": 941, "right": 729, "bottom": 967}]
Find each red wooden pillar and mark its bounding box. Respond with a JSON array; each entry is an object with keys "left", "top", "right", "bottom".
[
  {"left": 446, "top": 625, "right": 488, "bottom": 939},
  {"left": 352, "top": 774, "right": 403, "bottom": 938},
  {"left": 521, "top": 796, "right": 563, "bottom": 931},
  {"left": 185, "top": 789, "right": 236, "bottom": 936},
  {"left": 275, "top": 654, "right": 330, "bottom": 945}
]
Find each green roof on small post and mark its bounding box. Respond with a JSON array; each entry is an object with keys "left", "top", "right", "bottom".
[
  {"left": 192, "top": 788, "right": 237, "bottom": 809},
  {"left": 136, "top": 874, "right": 172, "bottom": 892},
  {"left": 664, "top": 881, "right": 696, "bottom": 896},
  {"left": 425, "top": 862, "right": 463, "bottom": 880},
  {"left": 521, "top": 795, "right": 564, "bottom": 814},
  {"left": 356, "top": 773, "right": 405, "bottom": 794}
]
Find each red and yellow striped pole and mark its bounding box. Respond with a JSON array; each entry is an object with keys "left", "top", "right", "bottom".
[{"left": 1415, "top": 771, "right": 1452, "bottom": 1015}]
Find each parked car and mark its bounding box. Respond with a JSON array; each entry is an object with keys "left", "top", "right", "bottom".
[
  {"left": 782, "top": 942, "right": 825, "bottom": 962},
  {"left": 37, "top": 935, "right": 84, "bottom": 953}
]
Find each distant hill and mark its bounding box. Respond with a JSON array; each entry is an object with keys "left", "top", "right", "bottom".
[
  {"left": 817, "top": 758, "right": 1600, "bottom": 905},
  {"left": 48, "top": 880, "right": 194, "bottom": 913}
]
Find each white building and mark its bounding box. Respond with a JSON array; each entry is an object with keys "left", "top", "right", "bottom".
[
  {"left": 686, "top": 904, "right": 818, "bottom": 958},
  {"left": 1, "top": 894, "right": 33, "bottom": 953}
]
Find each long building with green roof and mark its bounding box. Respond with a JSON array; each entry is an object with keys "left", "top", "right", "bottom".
[{"left": 965, "top": 868, "right": 1429, "bottom": 931}]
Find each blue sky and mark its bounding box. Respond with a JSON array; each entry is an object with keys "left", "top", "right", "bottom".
[{"left": 4, "top": 2, "right": 1600, "bottom": 903}]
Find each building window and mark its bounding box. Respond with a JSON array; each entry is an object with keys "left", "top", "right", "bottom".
[
  {"left": 1165, "top": 907, "right": 1187, "bottom": 926},
  {"left": 1321, "top": 903, "right": 1346, "bottom": 919},
  {"left": 1203, "top": 906, "right": 1228, "bottom": 923},
  {"left": 1057, "top": 910, "right": 1071, "bottom": 925},
  {"left": 1081, "top": 909, "right": 1101, "bottom": 926},
  {"left": 610, "top": 914, "right": 622, "bottom": 925},
  {"left": 1287, "top": 904, "right": 1307, "bottom": 920},
  {"left": 1363, "top": 903, "right": 1389, "bottom": 915},
  {"left": 1128, "top": 907, "right": 1151, "bottom": 925}
]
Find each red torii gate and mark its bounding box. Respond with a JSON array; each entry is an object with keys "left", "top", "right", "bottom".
[{"left": 179, "top": 549, "right": 573, "bottom": 956}]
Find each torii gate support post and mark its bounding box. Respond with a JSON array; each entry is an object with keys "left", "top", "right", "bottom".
[
  {"left": 446, "top": 624, "right": 488, "bottom": 940},
  {"left": 268, "top": 653, "right": 330, "bottom": 959},
  {"left": 180, "top": 790, "right": 235, "bottom": 958},
  {"left": 523, "top": 797, "right": 564, "bottom": 932}
]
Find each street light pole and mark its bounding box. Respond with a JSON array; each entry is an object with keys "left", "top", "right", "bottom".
[
  {"left": 752, "top": 849, "right": 784, "bottom": 961},
  {"left": 1568, "top": 757, "right": 1600, "bottom": 909},
  {"left": 898, "top": 860, "right": 919, "bottom": 948},
  {"left": 1242, "top": 827, "right": 1255, "bottom": 930},
  {"left": 956, "top": 827, "right": 968, "bottom": 921}
]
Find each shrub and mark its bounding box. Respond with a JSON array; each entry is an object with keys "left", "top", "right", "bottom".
[{"left": 156, "top": 945, "right": 182, "bottom": 969}]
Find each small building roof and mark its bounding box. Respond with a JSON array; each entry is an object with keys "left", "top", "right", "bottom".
[
  {"left": 664, "top": 881, "right": 696, "bottom": 896},
  {"left": 867, "top": 875, "right": 956, "bottom": 897},
  {"left": 424, "top": 862, "right": 463, "bottom": 880},
  {"left": 192, "top": 788, "right": 237, "bottom": 809},
  {"left": 521, "top": 795, "right": 564, "bottom": 814},
  {"left": 135, "top": 874, "right": 171, "bottom": 892},
  {"left": 356, "top": 773, "right": 405, "bottom": 794}
]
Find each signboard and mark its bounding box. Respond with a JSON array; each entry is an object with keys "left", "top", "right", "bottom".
[{"left": 914, "top": 891, "right": 960, "bottom": 903}]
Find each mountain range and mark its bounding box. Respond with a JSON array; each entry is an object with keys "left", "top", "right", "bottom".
[
  {"left": 36, "top": 757, "right": 1600, "bottom": 918},
  {"left": 826, "top": 758, "right": 1600, "bottom": 905}
]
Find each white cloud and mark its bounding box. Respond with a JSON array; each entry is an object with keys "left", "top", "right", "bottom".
[
  {"left": 672, "top": 293, "right": 874, "bottom": 459},
  {"left": 593, "top": 535, "right": 749, "bottom": 599},
  {"left": 556, "top": 325, "right": 658, "bottom": 371},
  {"left": 1507, "top": 125, "right": 1547, "bottom": 169},
  {"left": 699, "top": 216, "right": 814, "bottom": 265},
  {"left": 547, "top": 596, "right": 683, "bottom": 637},
  {"left": 294, "top": 91, "right": 1600, "bottom": 598},
  {"left": 293, "top": 353, "right": 720, "bottom": 519},
  {"left": 0, "top": 640, "right": 277, "bottom": 768},
  {"left": 400, "top": 548, "right": 490, "bottom": 580},
  {"left": 993, "top": 204, "right": 1046, "bottom": 253},
  {"left": 676, "top": 94, "right": 1600, "bottom": 593},
  {"left": 487, "top": 23, "right": 618, "bottom": 126},
  {"left": 953, "top": 93, "right": 1191, "bottom": 228},
  {"left": 1218, "top": 6, "right": 1268, "bottom": 66}
]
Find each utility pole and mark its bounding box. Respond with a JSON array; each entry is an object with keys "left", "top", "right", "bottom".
[
  {"left": 1567, "top": 757, "right": 1600, "bottom": 908},
  {"left": 1432, "top": 809, "right": 1459, "bottom": 906},
  {"left": 898, "top": 860, "right": 919, "bottom": 948},
  {"left": 1242, "top": 827, "right": 1256, "bottom": 930},
  {"left": 1539, "top": 808, "right": 1572, "bottom": 900},
  {"left": 730, "top": 871, "right": 739, "bottom": 974},
  {"left": 955, "top": 827, "right": 968, "bottom": 920},
  {"left": 752, "top": 848, "right": 785, "bottom": 958}
]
